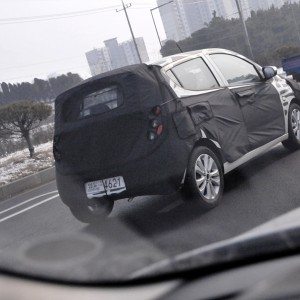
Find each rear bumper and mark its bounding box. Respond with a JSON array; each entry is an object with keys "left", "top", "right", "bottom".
[{"left": 56, "top": 137, "right": 191, "bottom": 207}]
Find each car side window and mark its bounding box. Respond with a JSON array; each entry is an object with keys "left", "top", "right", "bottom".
[
  {"left": 210, "top": 54, "right": 261, "bottom": 85},
  {"left": 166, "top": 70, "right": 181, "bottom": 86},
  {"left": 170, "top": 58, "right": 219, "bottom": 91}
]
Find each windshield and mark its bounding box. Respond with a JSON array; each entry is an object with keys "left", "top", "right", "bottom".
[{"left": 1, "top": 0, "right": 300, "bottom": 285}]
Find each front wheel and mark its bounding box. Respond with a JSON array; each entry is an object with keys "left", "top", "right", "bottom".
[
  {"left": 184, "top": 146, "right": 224, "bottom": 209},
  {"left": 282, "top": 103, "right": 300, "bottom": 151}
]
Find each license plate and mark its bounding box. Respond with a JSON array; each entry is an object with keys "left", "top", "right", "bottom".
[{"left": 85, "top": 176, "right": 126, "bottom": 199}]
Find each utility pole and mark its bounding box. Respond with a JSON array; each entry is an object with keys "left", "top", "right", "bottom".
[
  {"left": 235, "top": 0, "right": 254, "bottom": 60},
  {"left": 116, "top": 0, "right": 142, "bottom": 63},
  {"left": 150, "top": 1, "right": 174, "bottom": 48},
  {"left": 150, "top": 8, "right": 162, "bottom": 47}
]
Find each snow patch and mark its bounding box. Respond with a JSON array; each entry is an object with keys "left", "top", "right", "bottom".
[{"left": 0, "top": 141, "right": 54, "bottom": 186}]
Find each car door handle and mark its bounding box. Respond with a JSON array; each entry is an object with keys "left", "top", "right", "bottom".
[
  {"left": 235, "top": 90, "right": 255, "bottom": 98},
  {"left": 246, "top": 98, "right": 255, "bottom": 104}
]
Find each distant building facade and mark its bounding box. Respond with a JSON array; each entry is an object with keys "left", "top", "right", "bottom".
[
  {"left": 221, "top": 0, "right": 251, "bottom": 19},
  {"left": 104, "top": 38, "right": 128, "bottom": 69},
  {"left": 86, "top": 37, "right": 149, "bottom": 76},
  {"left": 247, "top": 0, "right": 285, "bottom": 12},
  {"left": 226, "top": 0, "right": 286, "bottom": 19},
  {"left": 157, "top": 0, "right": 190, "bottom": 41},
  {"left": 121, "top": 37, "right": 150, "bottom": 65},
  {"left": 157, "top": 0, "right": 231, "bottom": 40},
  {"left": 183, "top": 0, "right": 212, "bottom": 34},
  {"left": 211, "top": 0, "right": 228, "bottom": 18},
  {"left": 85, "top": 48, "right": 111, "bottom": 76},
  {"left": 157, "top": 0, "right": 290, "bottom": 42}
]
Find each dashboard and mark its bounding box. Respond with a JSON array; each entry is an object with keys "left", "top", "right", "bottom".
[{"left": 1, "top": 253, "right": 300, "bottom": 300}]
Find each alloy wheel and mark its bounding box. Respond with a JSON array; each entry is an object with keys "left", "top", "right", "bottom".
[
  {"left": 195, "top": 154, "right": 220, "bottom": 202},
  {"left": 291, "top": 108, "right": 300, "bottom": 141}
]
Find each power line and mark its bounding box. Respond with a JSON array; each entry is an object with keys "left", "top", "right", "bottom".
[
  {"left": 0, "top": 4, "right": 150, "bottom": 23},
  {"left": 0, "top": 6, "right": 120, "bottom": 25},
  {"left": 0, "top": 6, "right": 119, "bottom": 21}
]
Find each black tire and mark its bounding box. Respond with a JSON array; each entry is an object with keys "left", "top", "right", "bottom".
[
  {"left": 184, "top": 146, "right": 224, "bottom": 209},
  {"left": 282, "top": 103, "right": 300, "bottom": 151},
  {"left": 56, "top": 172, "right": 114, "bottom": 224},
  {"left": 69, "top": 197, "right": 114, "bottom": 224}
]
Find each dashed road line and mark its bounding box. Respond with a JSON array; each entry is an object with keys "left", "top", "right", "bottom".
[
  {"left": 0, "top": 194, "right": 59, "bottom": 223},
  {"left": 0, "top": 190, "right": 58, "bottom": 215}
]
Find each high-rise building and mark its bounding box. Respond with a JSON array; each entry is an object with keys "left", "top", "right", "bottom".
[
  {"left": 272, "top": 0, "right": 284, "bottom": 7},
  {"left": 121, "top": 37, "right": 150, "bottom": 65},
  {"left": 136, "top": 37, "right": 150, "bottom": 63},
  {"left": 221, "top": 0, "right": 251, "bottom": 19},
  {"left": 175, "top": 0, "right": 191, "bottom": 36},
  {"left": 183, "top": 0, "right": 212, "bottom": 34},
  {"left": 157, "top": 0, "right": 240, "bottom": 40},
  {"left": 104, "top": 38, "right": 128, "bottom": 69},
  {"left": 248, "top": 0, "right": 286, "bottom": 11},
  {"left": 85, "top": 48, "right": 111, "bottom": 76},
  {"left": 86, "top": 37, "right": 149, "bottom": 76},
  {"left": 209, "top": 0, "right": 227, "bottom": 19},
  {"left": 158, "top": 0, "right": 292, "bottom": 43},
  {"left": 248, "top": 0, "right": 269, "bottom": 11},
  {"left": 157, "top": 0, "right": 190, "bottom": 41}
]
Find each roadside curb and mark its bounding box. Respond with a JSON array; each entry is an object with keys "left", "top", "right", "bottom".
[{"left": 0, "top": 167, "right": 55, "bottom": 202}]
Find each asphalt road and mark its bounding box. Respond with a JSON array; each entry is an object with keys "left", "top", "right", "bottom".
[{"left": 1, "top": 144, "right": 300, "bottom": 280}]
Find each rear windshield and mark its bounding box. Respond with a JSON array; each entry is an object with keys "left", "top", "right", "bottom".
[
  {"left": 79, "top": 85, "right": 123, "bottom": 119},
  {"left": 63, "top": 85, "right": 123, "bottom": 122}
]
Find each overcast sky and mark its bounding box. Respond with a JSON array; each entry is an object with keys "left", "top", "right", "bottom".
[{"left": 0, "top": 0, "right": 165, "bottom": 84}]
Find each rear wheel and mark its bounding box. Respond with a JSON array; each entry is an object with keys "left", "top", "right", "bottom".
[
  {"left": 69, "top": 197, "right": 114, "bottom": 224},
  {"left": 282, "top": 103, "right": 300, "bottom": 151},
  {"left": 184, "top": 146, "right": 224, "bottom": 209}
]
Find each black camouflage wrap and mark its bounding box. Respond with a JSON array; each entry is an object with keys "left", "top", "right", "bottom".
[
  {"left": 54, "top": 64, "right": 190, "bottom": 201},
  {"left": 173, "top": 81, "right": 285, "bottom": 163},
  {"left": 54, "top": 64, "right": 287, "bottom": 201},
  {"left": 286, "top": 78, "right": 300, "bottom": 100}
]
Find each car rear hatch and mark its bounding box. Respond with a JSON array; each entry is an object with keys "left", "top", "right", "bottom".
[{"left": 54, "top": 64, "right": 166, "bottom": 177}]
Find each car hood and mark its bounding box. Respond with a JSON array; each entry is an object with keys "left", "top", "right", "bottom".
[
  {"left": 130, "top": 207, "right": 300, "bottom": 279},
  {"left": 1, "top": 208, "right": 300, "bottom": 284}
]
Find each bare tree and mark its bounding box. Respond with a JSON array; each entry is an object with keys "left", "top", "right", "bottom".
[{"left": 0, "top": 101, "right": 52, "bottom": 157}]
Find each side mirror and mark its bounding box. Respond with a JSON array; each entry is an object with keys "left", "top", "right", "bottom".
[{"left": 263, "top": 66, "right": 277, "bottom": 80}]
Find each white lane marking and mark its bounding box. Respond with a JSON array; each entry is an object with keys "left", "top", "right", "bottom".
[
  {"left": 0, "top": 190, "right": 58, "bottom": 216},
  {"left": 158, "top": 200, "right": 182, "bottom": 214},
  {"left": 0, "top": 194, "right": 59, "bottom": 223}
]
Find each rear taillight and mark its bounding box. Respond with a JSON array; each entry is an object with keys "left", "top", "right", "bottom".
[
  {"left": 151, "top": 119, "right": 160, "bottom": 128},
  {"left": 156, "top": 124, "right": 163, "bottom": 136},
  {"left": 152, "top": 105, "right": 162, "bottom": 116},
  {"left": 147, "top": 106, "right": 163, "bottom": 141},
  {"left": 147, "top": 131, "right": 157, "bottom": 141}
]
